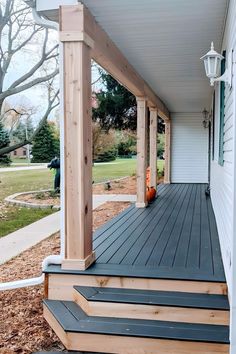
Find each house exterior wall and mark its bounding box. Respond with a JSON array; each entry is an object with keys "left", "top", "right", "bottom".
[
  {"left": 209, "top": 1, "right": 236, "bottom": 352},
  {"left": 170, "top": 113, "right": 208, "bottom": 183},
  {"left": 10, "top": 147, "right": 27, "bottom": 158},
  {"left": 210, "top": 0, "right": 236, "bottom": 296}
]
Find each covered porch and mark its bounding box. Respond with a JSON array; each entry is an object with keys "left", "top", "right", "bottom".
[
  {"left": 44, "top": 183, "right": 229, "bottom": 354},
  {"left": 47, "top": 183, "right": 225, "bottom": 283},
  {"left": 35, "top": 0, "right": 231, "bottom": 353}
]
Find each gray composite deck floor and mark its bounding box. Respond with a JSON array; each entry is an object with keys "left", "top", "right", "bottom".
[{"left": 47, "top": 184, "right": 225, "bottom": 282}]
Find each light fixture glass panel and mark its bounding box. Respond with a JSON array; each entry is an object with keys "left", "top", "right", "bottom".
[
  {"left": 209, "top": 57, "right": 216, "bottom": 76},
  {"left": 216, "top": 57, "right": 221, "bottom": 76},
  {"left": 204, "top": 59, "right": 208, "bottom": 76}
]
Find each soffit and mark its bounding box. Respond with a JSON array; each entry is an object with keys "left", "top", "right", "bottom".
[{"left": 37, "top": 0, "right": 229, "bottom": 112}]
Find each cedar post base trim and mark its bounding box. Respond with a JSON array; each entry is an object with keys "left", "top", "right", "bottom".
[
  {"left": 136, "top": 202, "right": 148, "bottom": 208},
  {"left": 62, "top": 251, "right": 95, "bottom": 271}
]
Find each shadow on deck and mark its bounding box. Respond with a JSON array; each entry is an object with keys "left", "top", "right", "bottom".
[{"left": 50, "top": 184, "right": 226, "bottom": 282}]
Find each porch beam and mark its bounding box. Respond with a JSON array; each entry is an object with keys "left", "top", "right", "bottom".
[
  {"left": 60, "top": 17, "right": 95, "bottom": 270},
  {"left": 164, "top": 120, "right": 171, "bottom": 184},
  {"left": 59, "top": 4, "right": 170, "bottom": 121},
  {"left": 136, "top": 97, "right": 148, "bottom": 208},
  {"left": 149, "top": 107, "right": 158, "bottom": 189}
]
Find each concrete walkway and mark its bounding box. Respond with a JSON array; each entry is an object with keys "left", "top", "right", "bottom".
[
  {"left": 0, "top": 165, "right": 47, "bottom": 172},
  {"left": 0, "top": 194, "right": 136, "bottom": 265}
]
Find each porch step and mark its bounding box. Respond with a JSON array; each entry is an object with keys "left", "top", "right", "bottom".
[
  {"left": 73, "top": 286, "right": 230, "bottom": 325},
  {"left": 43, "top": 299, "right": 229, "bottom": 354}
]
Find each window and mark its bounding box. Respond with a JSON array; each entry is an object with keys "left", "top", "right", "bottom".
[
  {"left": 14, "top": 151, "right": 17, "bottom": 156},
  {"left": 218, "top": 51, "right": 226, "bottom": 166},
  {"left": 23, "top": 150, "right": 26, "bottom": 156}
]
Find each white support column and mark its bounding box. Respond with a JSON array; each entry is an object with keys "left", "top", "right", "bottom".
[
  {"left": 60, "top": 6, "right": 95, "bottom": 270},
  {"left": 136, "top": 97, "right": 148, "bottom": 208},
  {"left": 164, "top": 119, "right": 171, "bottom": 184},
  {"left": 149, "top": 107, "right": 158, "bottom": 189}
]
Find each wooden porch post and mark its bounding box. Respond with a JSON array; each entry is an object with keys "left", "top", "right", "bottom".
[
  {"left": 149, "top": 107, "right": 158, "bottom": 189},
  {"left": 136, "top": 97, "right": 148, "bottom": 208},
  {"left": 164, "top": 119, "right": 171, "bottom": 184},
  {"left": 60, "top": 6, "right": 95, "bottom": 270}
]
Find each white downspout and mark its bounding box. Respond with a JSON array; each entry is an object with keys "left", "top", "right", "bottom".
[
  {"left": 0, "top": 8, "right": 65, "bottom": 291},
  {"left": 0, "top": 255, "right": 62, "bottom": 291}
]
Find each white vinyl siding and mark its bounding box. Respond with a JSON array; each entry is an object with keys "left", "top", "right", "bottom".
[
  {"left": 210, "top": 0, "right": 236, "bottom": 296},
  {"left": 171, "top": 113, "right": 208, "bottom": 183}
]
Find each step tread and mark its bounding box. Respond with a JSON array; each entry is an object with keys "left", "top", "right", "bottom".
[
  {"left": 74, "top": 286, "right": 230, "bottom": 310},
  {"left": 44, "top": 299, "right": 229, "bottom": 344}
]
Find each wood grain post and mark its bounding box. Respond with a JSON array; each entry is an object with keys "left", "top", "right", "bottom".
[
  {"left": 149, "top": 108, "right": 158, "bottom": 189},
  {"left": 136, "top": 98, "right": 148, "bottom": 208},
  {"left": 60, "top": 6, "right": 95, "bottom": 270},
  {"left": 164, "top": 119, "right": 171, "bottom": 184}
]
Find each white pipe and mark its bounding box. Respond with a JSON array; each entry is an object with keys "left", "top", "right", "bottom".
[
  {"left": 32, "top": 5, "right": 65, "bottom": 255},
  {"left": 0, "top": 7, "right": 64, "bottom": 292},
  {"left": 59, "top": 41, "right": 65, "bottom": 258},
  {"left": 0, "top": 255, "right": 62, "bottom": 291},
  {"left": 32, "top": 4, "right": 65, "bottom": 257}
]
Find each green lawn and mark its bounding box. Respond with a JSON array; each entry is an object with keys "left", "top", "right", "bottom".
[
  {"left": 93, "top": 158, "right": 164, "bottom": 182},
  {"left": 0, "top": 158, "right": 46, "bottom": 168},
  {"left": 0, "top": 169, "right": 53, "bottom": 200},
  {"left": 0, "top": 208, "right": 54, "bottom": 238},
  {"left": 0, "top": 169, "right": 54, "bottom": 238},
  {"left": 0, "top": 158, "right": 164, "bottom": 237}
]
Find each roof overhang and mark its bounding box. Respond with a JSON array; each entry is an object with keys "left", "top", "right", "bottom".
[{"left": 35, "top": 0, "right": 229, "bottom": 113}]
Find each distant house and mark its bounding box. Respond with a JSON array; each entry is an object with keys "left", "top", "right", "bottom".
[{"left": 10, "top": 146, "right": 29, "bottom": 158}]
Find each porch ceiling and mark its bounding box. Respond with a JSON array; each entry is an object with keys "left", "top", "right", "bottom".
[{"left": 37, "top": 0, "right": 229, "bottom": 113}]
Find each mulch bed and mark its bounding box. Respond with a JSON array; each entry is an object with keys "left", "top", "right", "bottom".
[
  {"left": 93, "top": 176, "right": 136, "bottom": 195},
  {"left": 15, "top": 191, "right": 60, "bottom": 207},
  {"left": 12, "top": 176, "right": 164, "bottom": 207},
  {"left": 93, "top": 176, "right": 164, "bottom": 195},
  {"left": 12, "top": 177, "right": 137, "bottom": 207},
  {"left": 0, "top": 201, "right": 130, "bottom": 354}
]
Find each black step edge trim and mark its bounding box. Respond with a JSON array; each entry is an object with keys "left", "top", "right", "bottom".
[
  {"left": 73, "top": 286, "right": 229, "bottom": 310},
  {"left": 43, "top": 264, "right": 226, "bottom": 283},
  {"left": 43, "top": 299, "right": 230, "bottom": 344}
]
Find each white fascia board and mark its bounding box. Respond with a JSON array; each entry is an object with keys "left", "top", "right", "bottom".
[{"left": 36, "top": 0, "right": 78, "bottom": 12}]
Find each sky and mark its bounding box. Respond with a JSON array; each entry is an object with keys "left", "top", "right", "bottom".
[
  {"left": 4, "top": 33, "right": 100, "bottom": 128},
  {"left": 3, "top": 21, "right": 59, "bottom": 126},
  {"left": 1, "top": 0, "right": 103, "bottom": 132}
]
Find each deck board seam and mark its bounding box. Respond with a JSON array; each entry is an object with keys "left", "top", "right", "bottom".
[
  {"left": 113, "top": 184, "right": 181, "bottom": 265},
  {"left": 128, "top": 184, "right": 183, "bottom": 266},
  {"left": 185, "top": 184, "right": 198, "bottom": 268},
  {"left": 146, "top": 184, "right": 189, "bottom": 266},
  {"left": 171, "top": 184, "right": 195, "bottom": 267},
  {"left": 158, "top": 184, "right": 193, "bottom": 266},
  {"left": 98, "top": 183, "right": 179, "bottom": 264}
]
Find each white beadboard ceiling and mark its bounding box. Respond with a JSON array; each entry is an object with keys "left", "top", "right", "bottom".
[{"left": 37, "top": 0, "right": 229, "bottom": 113}]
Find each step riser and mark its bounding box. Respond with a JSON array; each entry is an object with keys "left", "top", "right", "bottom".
[
  {"left": 46, "top": 273, "right": 228, "bottom": 301},
  {"left": 74, "top": 291, "right": 229, "bottom": 325},
  {"left": 43, "top": 305, "right": 229, "bottom": 354}
]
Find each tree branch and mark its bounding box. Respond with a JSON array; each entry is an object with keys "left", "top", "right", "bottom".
[
  {"left": 0, "top": 88, "right": 60, "bottom": 156},
  {"left": 0, "top": 68, "right": 59, "bottom": 101},
  {"left": 8, "top": 43, "right": 58, "bottom": 90}
]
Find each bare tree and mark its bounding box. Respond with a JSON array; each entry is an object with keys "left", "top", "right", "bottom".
[
  {"left": 0, "top": 78, "right": 59, "bottom": 155},
  {"left": 1, "top": 100, "right": 37, "bottom": 137},
  {"left": 0, "top": 0, "right": 59, "bottom": 156}
]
